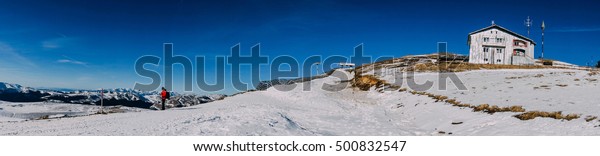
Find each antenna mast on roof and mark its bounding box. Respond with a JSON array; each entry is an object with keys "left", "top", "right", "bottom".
[{"left": 524, "top": 16, "right": 532, "bottom": 37}]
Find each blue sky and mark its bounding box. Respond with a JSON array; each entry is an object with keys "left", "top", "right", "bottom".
[{"left": 0, "top": 0, "right": 599, "bottom": 95}]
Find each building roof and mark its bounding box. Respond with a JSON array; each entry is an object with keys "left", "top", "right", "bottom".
[{"left": 467, "top": 24, "right": 536, "bottom": 45}]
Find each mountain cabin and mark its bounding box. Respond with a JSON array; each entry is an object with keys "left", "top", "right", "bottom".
[{"left": 467, "top": 23, "right": 536, "bottom": 65}]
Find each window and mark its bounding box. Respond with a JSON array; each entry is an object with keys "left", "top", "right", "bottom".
[
  {"left": 497, "top": 59, "right": 501, "bottom": 62},
  {"left": 514, "top": 49, "right": 526, "bottom": 56},
  {"left": 483, "top": 47, "right": 489, "bottom": 52},
  {"left": 513, "top": 40, "right": 527, "bottom": 47},
  {"left": 484, "top": 58, "right": 489, "bottom": 61},
  {"left": 483, "top": 37, "right": 489, "bottom": 42},
  {"left": 497, "top": 48, "right": 502, "bottom": 53},
  {"left": 496, "top": 38, "right": 503, "bottom": 43}
]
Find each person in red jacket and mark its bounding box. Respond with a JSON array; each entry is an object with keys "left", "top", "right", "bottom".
[{"left": 160, "top": 87, "right": 168, "bottom": 110}]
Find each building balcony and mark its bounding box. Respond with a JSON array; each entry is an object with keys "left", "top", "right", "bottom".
[{"left": 481, "top": 41, "right": 506, "bottom": 47}]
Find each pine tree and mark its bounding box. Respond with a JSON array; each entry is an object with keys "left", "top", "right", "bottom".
[{"left": 596, "top": 60, "right": 600, "bottom": 68}]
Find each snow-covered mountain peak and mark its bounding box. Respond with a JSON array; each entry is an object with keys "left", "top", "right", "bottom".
[{"left": 0, "top": 82, "right": 36, "bottom": 93}]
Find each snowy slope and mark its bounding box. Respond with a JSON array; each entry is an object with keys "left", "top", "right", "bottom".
[
  {"left": 1, "top": 69, "right": 599, "bottom": 135},
  {"left": 0, "top": 101, "right": 145, "bottom": 122},
  {"left": 377, "top": 68, "right": 600, "bottom": 119}
]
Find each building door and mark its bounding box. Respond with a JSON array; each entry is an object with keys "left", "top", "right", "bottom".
[
  {"left": 494, "top": 48, "right": 505, "bottom": 64},
  {"left": 483, "top": 46, "right": 490, "bottom": 64},
  {"left": 490, "top": 48, "right": 495, "bottom": 64}
]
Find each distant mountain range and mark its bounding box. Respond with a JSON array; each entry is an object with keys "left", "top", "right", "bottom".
[{"left": 0, "top": 82, "right": 225, "bottom": 109}]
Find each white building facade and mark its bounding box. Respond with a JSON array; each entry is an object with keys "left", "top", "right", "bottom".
[{"left": 468, "top": 24, "right": 536, "bottom": 65}]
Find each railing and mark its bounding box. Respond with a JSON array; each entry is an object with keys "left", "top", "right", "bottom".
[{"left": 481, "top": 41, "right": 506, "bottom": 47}]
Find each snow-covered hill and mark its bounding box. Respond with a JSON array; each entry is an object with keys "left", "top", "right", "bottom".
[
  {"left": 0, "top": 82, "right": 51, "bottom": 102},
  {"left": 0, "top": 101, "right": 145, "bottom": 122},
  {"left": 0, "top": 82, "right": 35, "bottom": 93},
  {"left": 1, "top": 67, "right": 599, "bottom": 135}
]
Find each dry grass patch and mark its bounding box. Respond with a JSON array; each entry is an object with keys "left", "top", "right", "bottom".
[
  {"left": 444, "top": 99, "right": 471, "bottom": 108},
  {"left": 589, "top": 71, "right": 599, "bottom": 76},
  {"left": 505, "top": 106, "right": 526, "bottom": 112},
  {"left": 514, "top": 111, "right": 580, "bottom": 121},
  {"left": 563, "top": 72, "right": 576, "bottom": 75},
  {"left": 535, "top": 85, "right": 551, "bottom": 90},
  {"left": 353, "top": 75, "right": 382, "bottom": 90},
  {"left": 407, "top": 62, "right": 547, "bottom": 72},
  {"left": 533, "top": 74, "right": 544, "bottom": 78},
  {"left": 35, "top": 115, "right": 50, "bottom": 120},
  {"left": 473, "top": 104, "right": 489, "bottom": 112},
  {"left": 574, "top": 79, "right": 580, "bottom": 81},
  {"left": 472, "top": 104, "right": 526, "bottom": 114},
  {"left": 565, "top": 114, "right": 581, "bottom": 120},
  {"left": 352, "top": 75, "right": 389, "bottom": 91},
  {"left": 505, "top": 76, "right": 526, "bottom": 79},
  {"left": 556, "top": 84, "right": 568, "bottom": 87},
  {"left": 401, "top": 87, "right": 582, "bottom": 122},
  {"left": 386, "top": 85, "right": 401, "bottom": 90},
  {"left": 445, "top": 99, "right": 459, "bottom": 105},
  {"left": 414, "top": 63, "right": 434, "bottom": 71},
  {"left": 585, "top": 116, "right": 598, "bottom": 122},
  {"left": 456, "top": 103, "right": 472, "bottom": 108},
  {"left": 409, "top": 90, "right": 427, "bottom": 95},
  {"left": 432, "top": 95, "right": 448, "bottom": 102},
  {"left": 409, "top": 91, "right": 525, "bottom": 113}
]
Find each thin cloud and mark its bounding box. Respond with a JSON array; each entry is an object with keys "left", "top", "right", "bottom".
[
  {"left": 0, "top": 42, "right": 38, "bottom": 68},
  {"left": 57, "top": 55, "right": 88, "bottom": 67},
  {"left": 57, "top": 59, "right": 87, "bottom": 65}
]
